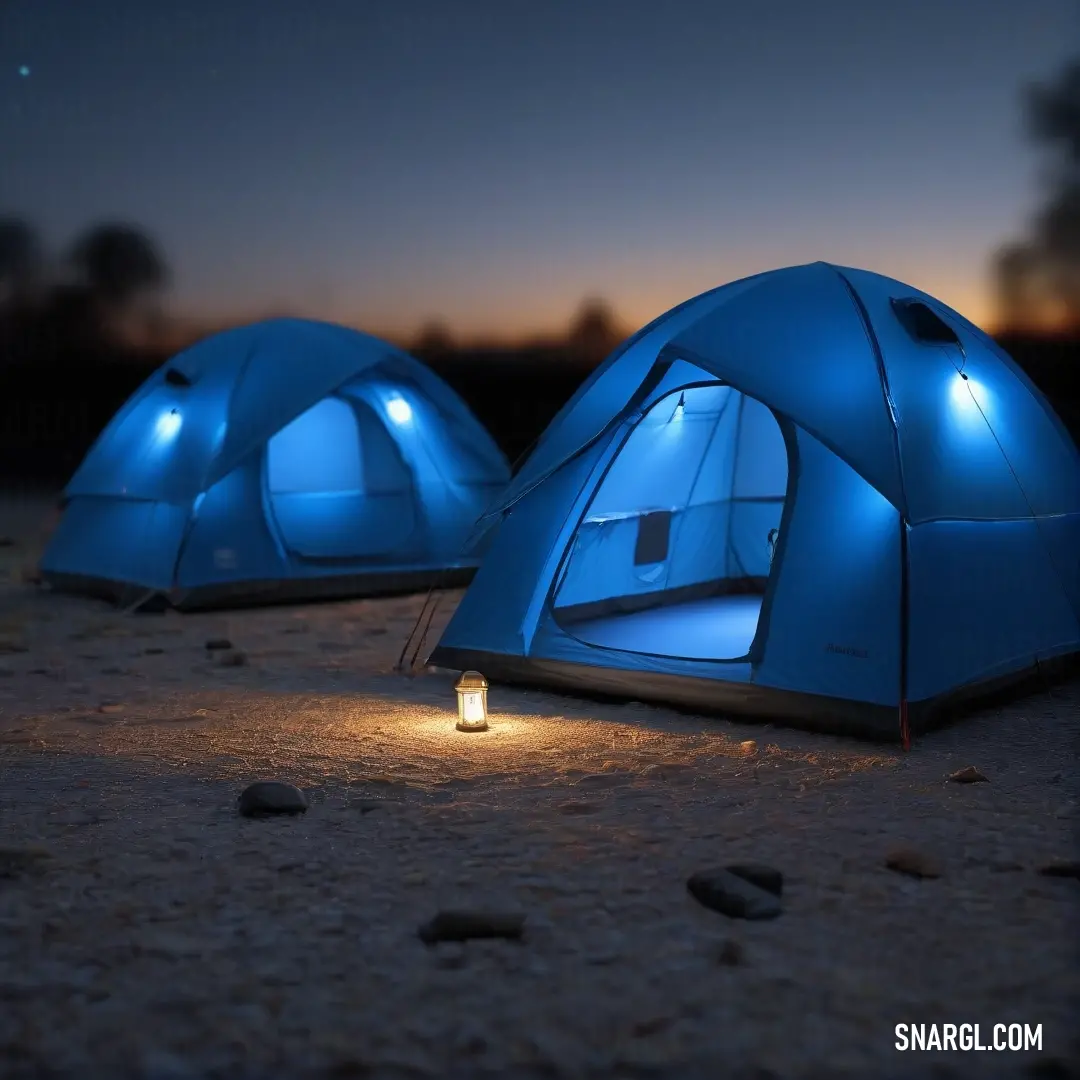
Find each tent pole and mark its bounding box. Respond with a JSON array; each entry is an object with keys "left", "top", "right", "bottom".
[{"left": 835, "top": 268, "right": 911, "bottom": 749}]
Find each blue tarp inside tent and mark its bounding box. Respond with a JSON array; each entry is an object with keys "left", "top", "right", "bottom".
[
  {"left": 430, "top": 263, "right": 1080, "bottom": 742},
  {"left": 41, "top": 318, "right": 511, "bottom": 609}
]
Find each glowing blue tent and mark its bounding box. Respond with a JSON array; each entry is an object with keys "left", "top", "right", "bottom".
[
  {"left": 41, "top": 319, "right": 510, "bottom": 609},
  {"left": 431, "top": 263, "right": 1080, "bottom": 742}
]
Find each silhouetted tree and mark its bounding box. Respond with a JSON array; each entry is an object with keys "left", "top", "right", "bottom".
[
  {"left": 994, "top": 242, "right": 1046, "bottom": 330},
  {"left": 566, "top": 297, "right": 622, "bottom": 362},
  {"left": 0, "top": 216, "right": 47, "bottom": 367},
  {"left": 63, "top": 222, "right": 171, "bottom": 356},
  {"left": 0, "top": 216, "right": 44, "bottom": 307},
  {"left": 413, "top": 320, "right": 456, "bottom": 356},
  {"left": 1028, "top": 60, "right": 1080, "bottom": 174},
  {"left": 995, "top": 58, "right": 1080, "bottom": 331},
  {"left": 68, "top": 222, "right": 168, "bottom": 310}
]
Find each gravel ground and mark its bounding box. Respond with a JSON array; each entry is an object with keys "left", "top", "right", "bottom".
[{"left": 0, "top": 497, "right": 1078, "bottom": 1079}]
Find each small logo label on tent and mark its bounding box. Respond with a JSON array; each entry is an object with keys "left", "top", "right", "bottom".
[
  {"left": 214, "top": 548, "right": 238, "bottom": 569},
  {"left": 825, "top": 643, "right": 869, "bottom": 659}
]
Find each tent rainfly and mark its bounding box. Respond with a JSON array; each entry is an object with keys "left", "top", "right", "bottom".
[
  {"left": 430, "top": 263, "right": 1080, "bottom": 743},
  {"left": 41, "top": 318, "right": 510, "bottom": 609}
]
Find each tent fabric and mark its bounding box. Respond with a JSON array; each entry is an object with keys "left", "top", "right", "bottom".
[
  {"left": 431, "top": 263, "right": 1080, "bottom": 742},
  {"left": 41, "top": 318, "right": 510, "bottom": 609}
]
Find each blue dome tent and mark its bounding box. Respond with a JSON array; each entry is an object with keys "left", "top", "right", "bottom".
[
  {"left": 41, "top": 319, "right": 511, "bottom": 609},
  {"left": 430, "top": 263, "right": 1080, "bottom": 743}
]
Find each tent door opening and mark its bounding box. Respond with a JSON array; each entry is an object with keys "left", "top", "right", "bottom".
[
  {"left": 551, "top": 382, "right": 790, "bottom": 660},
  {"left": 266, "top": 395, "right": 417, "bottom": 561}
]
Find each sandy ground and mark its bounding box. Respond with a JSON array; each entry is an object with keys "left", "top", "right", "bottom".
[{"left": 0, "top": 494, "right": 1078, "bottom": 1080}]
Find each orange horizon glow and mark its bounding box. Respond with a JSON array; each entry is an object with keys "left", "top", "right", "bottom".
[{"left": 162, "top": 269, "right": 1002, "bottom": 354}]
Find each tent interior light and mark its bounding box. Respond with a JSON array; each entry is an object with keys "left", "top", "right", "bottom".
[
  {"left": 386, "top": 396, "right": 412, "bottom": 425},
  {"left": 155, "top": 408, "right": 182, "bottom": 440}
]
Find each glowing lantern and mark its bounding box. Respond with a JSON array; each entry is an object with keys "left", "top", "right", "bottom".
[{"left": 454, "top": 670, "right": 489, "bottom": 732}]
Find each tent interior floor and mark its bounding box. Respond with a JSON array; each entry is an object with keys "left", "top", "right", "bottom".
[{"left": 558, "top": 593, "right": 763, "bottom": 660}]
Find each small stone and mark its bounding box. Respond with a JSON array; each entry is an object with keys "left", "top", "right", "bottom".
[
  {"left": 218, "top": 649, "right": 248, "bottom": 667},
  {"left": 137, "top": 931, "right": 212, "bottom": 959},
  {"left": 984, "top": 858, "right": 1024, "bottom": 873},
  {"left": 573, "top": 772, "right": 629, "bottom": 789},
  {"left": 641, "top": 762, "right": 695, "bottom": 785},
  {"left": 1025, "top": 1057, "right": 1076, "bottom": 1080},
  {"left": 885, "top": 848, "right": 941, "bottom": 879},
  {"left": 454, "top": 1028, "right": 488, "bottom": 1055},
  {"left": 205, "top": 638, "right": 233, "bottom": 650},
  {"left": 948, "top": 765, "right": 989, "bottom": 784},
  {"left": 716, "top": 939, "right": 744, "bottom": 966},
  {"left": 317, "top": 640, "right": 352, "bottom": 653},
  {"left": 687, "top": 869, "right": 782, "bottom": 920},
  {"left": 137, "top": 1049, "right": 197, "bottom": 1079},
  {"left": 631, "top": 1016, "right": 674, "bottom": 1038},
  {"left": 237, "top": 781, "right": 309, "bottom": 818},
  {"left": 434, "top": 943, "right": 468, "bottom": 969},
  {"left": 739, "top": 740, "right": 758, "bottom": 756},
  {"left": 557, "top": 801, "right": 600, "bottom": 815},
  {"left": 403, "top": 871, "right": 427, "bottom": 886},
  {"left": 584, "top": 949, "right": 622, "bottom": 966},
  {"left": 322, "top": 1057, "right": 371, "bottom": 1078},
  {"left": 0, "top": 845, "right": 52, "bottom": 879},
  {"left": 1037, "top": 860, "right": 1080, "bottom": 880},
  {"left": 417, "top": 910, "right": 526, "bottom": 944},
  {"left": 726, "top": 863, "right": 783, "bottom": 897},
  {"left": 97, "top": 702, "right": 124, "bottom": 714}
]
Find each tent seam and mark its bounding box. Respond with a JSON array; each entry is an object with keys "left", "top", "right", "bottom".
[
  {"left": 832, "top": 266, "right": 911, "bottom": 740},
  {"left": 831, "top": 268, "right": 909, "bottom": 518}
]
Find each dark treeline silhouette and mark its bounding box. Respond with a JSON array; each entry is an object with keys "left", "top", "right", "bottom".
[
  {"left": 4, "top": 44, "right": 1080, "bottom": 492},
  {"left": 1, "top": 210, "right": 1077, "bottom": 488},
  {"left": 410, "top": 298, "right": 625, "bottom": 464},
  {"left": 0, "top": 216, "right": 169, "bottom": 366},
  {"left": 994, "top": 57, "right": 1080, "bottom": 334},
  {"left": 0, "top": 217, "right": 172, "bottom": 483},
  {"left": 991, "top": 53, "right": 1080, "bottom": 436},
  {"left": 0, "top": 230, "right": 625, "bottom": 484}
]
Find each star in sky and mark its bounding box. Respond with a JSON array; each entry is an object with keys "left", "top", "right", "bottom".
[{"left": 18, "top": 65, "right": 31, "bottom": 77}]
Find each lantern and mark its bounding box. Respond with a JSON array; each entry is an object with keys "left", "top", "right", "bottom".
[{"left": 454, "top": 670, "right": 489, "bottom": 732}]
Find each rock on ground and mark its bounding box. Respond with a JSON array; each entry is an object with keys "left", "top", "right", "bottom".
[{"left": 0, "top": 493, "right": 1077, "bottom": 1078}]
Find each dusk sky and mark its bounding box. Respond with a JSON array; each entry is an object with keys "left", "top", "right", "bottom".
[{"left": 2, "top": 0, "right": 1078, "bottom": 339}]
